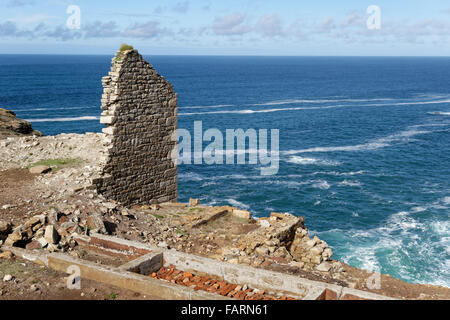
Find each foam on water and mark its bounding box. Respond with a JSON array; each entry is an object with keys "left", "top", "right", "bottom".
[
  {"left": 286, "top": 156, "right": 341, "bottom": 166},
  {"left": 312, "top": 180, "right": 331, "bottom": 190},
  {"left": 226, "top": 198, "right": 250, "bottom": 210},
  {"left": 284, "top": 128, "right": 431, "bottom": 154},
  {"left": 26, "top": 116, "right": 100, "bottom": 122},
  {"left": 338, "top": 180, "right": 362, "bottom": 187}
]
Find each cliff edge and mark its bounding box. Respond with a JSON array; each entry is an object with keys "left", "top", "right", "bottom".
[{"left": 0, "top": 108, "right": 42, "bottom": 139}]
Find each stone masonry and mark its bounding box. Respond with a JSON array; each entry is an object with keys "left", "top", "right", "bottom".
[{"left": 94, "top": 48, "right": 178, "bottom": 206}]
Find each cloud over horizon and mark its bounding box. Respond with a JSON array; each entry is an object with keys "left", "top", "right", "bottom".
[{"left": 0, "top": 1, "right": 449, "bottom": 55}]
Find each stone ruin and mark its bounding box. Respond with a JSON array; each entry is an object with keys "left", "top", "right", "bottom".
[{"left": 93, "top": 48, "right": 178, "bottom": 206}]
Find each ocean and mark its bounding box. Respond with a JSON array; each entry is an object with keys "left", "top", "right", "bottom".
[{"left": 0, "top": 54, "right": 449, "bottom": 287}]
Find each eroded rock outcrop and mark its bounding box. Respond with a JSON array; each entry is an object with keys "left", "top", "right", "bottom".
[{"left": 0, "top": 108, "right": 42, "bottom": 139}]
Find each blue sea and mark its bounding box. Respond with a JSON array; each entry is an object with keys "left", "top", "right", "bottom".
[{"left": 0, "top": 55, "right": 449, "bottom": 287}]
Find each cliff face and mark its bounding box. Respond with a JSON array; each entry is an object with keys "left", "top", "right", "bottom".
[{"left": 0, "top": 108, "right": 42, "bottom": 139}]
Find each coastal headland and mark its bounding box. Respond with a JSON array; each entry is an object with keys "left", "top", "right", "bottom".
[{"left": 0, "top": 48, "right": 448, "bottom": 300}]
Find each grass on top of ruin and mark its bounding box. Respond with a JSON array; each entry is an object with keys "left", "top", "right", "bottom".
[{"left": 27, "top": 158, "right": 82, "bottom": 172}]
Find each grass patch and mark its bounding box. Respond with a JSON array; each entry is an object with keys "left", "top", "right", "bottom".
[
  {"left": 109, "top": 293, "right": 117, "bottom": 300},
  {"left": 152, "top": 213, "right": 164, "bottom": 220},
  {"left": 0, "top": 260, "right": 25, "bottom": 278},
  {"left": 119, "top": 43, "right": 134, "bottom": 52},
  {"left": 175, "top": 228, "right": 187, "bottom": 237},
  {"left": 189, "top": 207, "right": 203, "bottom": 213},
  {"left": 28, "top": 158, "right": 81, "bottom": 172},
  {"left": 231, "top": 215, "right": 250, "bottom": 225}
]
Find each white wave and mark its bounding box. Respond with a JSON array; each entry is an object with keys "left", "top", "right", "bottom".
[
  {"left": 338, "top": 180, "right": 362, "bottom": 187},
  {"left": 427, "top": 111, "right": 450, "bottom": 116},
  {"left": 181, "top": 104, "right": 234, "bottom": 109},
  {"left": 319, "top": 209, "right": 449, "bottom": 286},
  {"left": 284, "top": 128, "right": 431, "bottom": 155},
  {"left": 310, "top": 170, "right": 365, "bottom": 176},
  {"left": 19, "top": 106, "right": 96, "bottom": 112},
  {"left": 179, "top": 105, "right": 344, "bottom": 116},
  {"left": 411, "top": 206, "right": 427, "bottom": 213},
  {"left": 443, "top": 197, "right": 450, "bottom": 205},
  {"left": 287, "top": 156, "right": 341, "bottom": 166},
  {"left": 226, "top": 198, "right": 250, "bottom": 210},
  {"left": 380, "top": 211, "right": 426, "bottom": 235},
  {"left": 365, "top": 99, "right": 450, "bottom": 107},
  {"left": 26, "top": 116, "right": 100, "bottom": 122},
  {"left": 410, "top": 123, "right": 450, "bottom": 128},
  {"left": 312, "top": 180, "right": 330, "bottom": 190},
  {"left": 249, "top": 97, "right": 395, "bottom": 107},
  {"left": 178, "top": 172, "right": 204, "bottom": 181}
]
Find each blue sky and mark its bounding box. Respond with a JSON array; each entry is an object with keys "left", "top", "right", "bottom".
[{"left": 1, "top": 0, "right": 450, "bottom": 55}]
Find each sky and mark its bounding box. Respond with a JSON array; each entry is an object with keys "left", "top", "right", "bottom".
[{"left": 1, "top": 0, "right": 450, "bottom": 55}]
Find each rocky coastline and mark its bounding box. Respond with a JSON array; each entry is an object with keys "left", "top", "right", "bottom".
[{"left": 0, "top": 119, "right": 449, "bottom": 299}]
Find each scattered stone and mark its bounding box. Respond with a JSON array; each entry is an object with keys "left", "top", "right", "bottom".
[
  {"left": 150, "top": 204, "right": 161, "bottom": 211},
  {"left": 258, "top": 219, "right": 271, "bottom": 228},
  {"left": 3, "top": 274, "right": 13, "bottom": 282},
  {"left": 316, "top": 262, "right": 332, "bottom": 272},
  {"left": 30, "top": 284, "right": 39, "bottom": 291},
  {"left": 1, "top": 205, "right": 16, "bottom": 210},
  {"left": 37, "top": 237, "right": 49, "bottom": 248},
  {"left": 26, "top": 240, "right": 42, "bottom": 250},
  {"left": 4, "top": 231, "right": 23, "bottom": 247},
  {"left": 157, "top": 241, "right": 168, "bottom": 248},
  {"left": 0, "top": 221, "right": 12, "bottom": 234},
  {"left": 0, "top": 251, "right": 14, "bottom": 259},
  {"left": 86, "top": 215, "right": 106, "bottom": 234},
  {"left": 44, "top": 225, "right": 60, "bottom": 244},
  {"left": 189, "top": 198, "right": 199, "bottom": 206},
  {"left": 255, "top": 246, "right": 269, "bottom": 256},
  {"left": 29, "top": 165, "right": 52, "bottom": 175},
  {"left": 232, "top": 209, "right": 251, "bottom": 220}
]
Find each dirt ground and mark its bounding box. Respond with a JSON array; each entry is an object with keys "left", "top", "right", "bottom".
[{"left": 0, "top": 255, "right": 157, "bottom": 300}]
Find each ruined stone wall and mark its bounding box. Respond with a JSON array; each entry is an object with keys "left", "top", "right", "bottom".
[{"left": 94, "top": 49, "right": 178, "bottom": 206}]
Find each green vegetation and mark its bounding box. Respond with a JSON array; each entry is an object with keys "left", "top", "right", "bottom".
[
  {"left": 152, "top": 213, "right": 164, "bottom": 220},
  {"left": 109, "top": 293, "right": 117, "bottom": 300},
  {"left": 119, "top": 43, "right": 134, "bottom": 52},
  {"left": 175, "top": 228, "right": 187, "bottom": 237},
  {"left": 28, "top": 158, "right": 81, "bottom": 172}
]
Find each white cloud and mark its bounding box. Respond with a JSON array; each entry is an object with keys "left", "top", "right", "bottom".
[
  {"left": 122, "top": 21, "right": 171, "bottom": 39},
  {"left": 257, "top": 14, "right": 284, "bottom": 37},
  {"left": 212, "top": 12, "right": 252, "bottom": 36}
]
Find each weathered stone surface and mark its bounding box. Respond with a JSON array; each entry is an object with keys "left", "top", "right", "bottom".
[
  {"left": 94, "top": 48, "right": 178, "bottom": 206},
  {"left": 86, "top": 215, "right": 106, "bottom": 234},
  {"left": 232, "top": 209, "right": 251, "bottom": 220},
  {"left": 26, "top": 240, "right": 42, "bottom": 250},
  {"left": 189, "top": 198, "right": 199, "bottom": 206},
  {"left": 44, "top": 225, "right": 59, "bottom": 244},
  {"left": 0, "top": 251, "right": 13, "bottom": 259},
  {"left": 0, "top": 108, "right": 42, "bottom": 138},
  {"left": 0, "top": 221, "right": 11, "bottom": 235},
  {"left": 316, "top": 262, "right": 332, "bottom": 272},
  {"left": 4, "top": 231, "right": 23, "bottom": 246},
  {"left": 29, "top": 165, "right": 51, "bottom": 175}
]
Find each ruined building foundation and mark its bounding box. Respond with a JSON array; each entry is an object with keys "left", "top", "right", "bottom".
[{"left": 93, "top": 49, "right": 178, "bottom": 206}]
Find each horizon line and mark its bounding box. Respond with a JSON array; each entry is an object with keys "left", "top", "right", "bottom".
[{"left": 1, "top": 53, "right": 450, "bottom": 58}]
